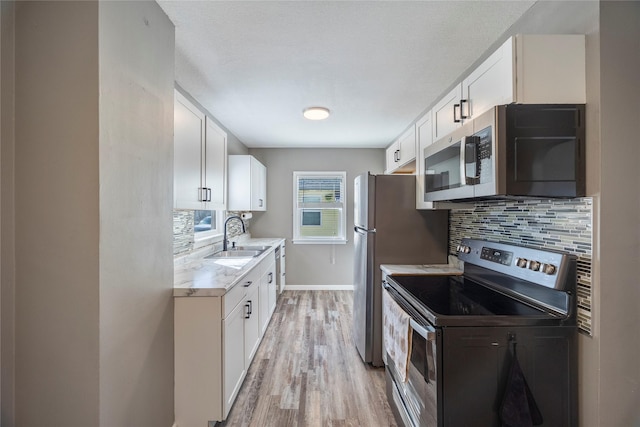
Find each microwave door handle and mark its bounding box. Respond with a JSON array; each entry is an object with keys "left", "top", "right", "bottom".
[{"left": 459, "top": 137, "right": 467, "bottom": 185}]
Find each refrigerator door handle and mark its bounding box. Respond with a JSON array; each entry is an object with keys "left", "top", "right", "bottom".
[{"left": 354, "top": 225, "right": 376, "bottom": 234}]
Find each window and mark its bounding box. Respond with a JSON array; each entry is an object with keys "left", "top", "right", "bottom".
[
  {"left": 302, "top": 210, "right": 322, "bottom": 226},
  {"left": 293, "top": 171, "right": 347, "bottom": 244},
  {"left": 194, "top": 209, "right": 223, "bottom": 239}
]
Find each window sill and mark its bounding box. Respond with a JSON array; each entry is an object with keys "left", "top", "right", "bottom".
[
  {"left": 292, "top": 239, "right": 347, "bottom": 245},
  {"left": 193, "top": 232, "right": 223, "bottom": 249}
]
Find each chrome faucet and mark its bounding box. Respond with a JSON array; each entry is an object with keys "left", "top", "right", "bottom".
[{"left": 223, "top": 215, "right": 246, "bottom": 251}]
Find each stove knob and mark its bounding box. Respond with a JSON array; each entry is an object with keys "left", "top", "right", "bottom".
[
  {"left": 464, "top": 246, "right": 471, "bottom": 254},
  {"left": 516, "top": 258, "right": 528, "bottom": 268},
  {"left": 529, "top": 260, "right": 541, "bottom": 271},
  {"left": 542, "top": 264, "right": 557, "bottom": 275}
]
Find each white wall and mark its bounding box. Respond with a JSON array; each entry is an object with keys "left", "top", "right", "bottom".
[
  {"left": 597, "top": 2, "right": 640, "bottom": 424},
  {"left": 98, "top": 2, "right": 175, "bottom": 426},
  {"left": 14, "top": 3, "right": 101, "bottom": 424},
  {"left": 7, "top": 2, "right": 175, "bottom": 426},
  {"left": 248, "top": 148, "right": 384, "bottom": 287},
  {"left": 0, "top": 1, "right": 16, "bottom": 424}
]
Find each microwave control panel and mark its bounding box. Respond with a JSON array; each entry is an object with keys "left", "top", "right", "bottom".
[{"left": 474, "top": 126, "right": 493, "bottom": 184}]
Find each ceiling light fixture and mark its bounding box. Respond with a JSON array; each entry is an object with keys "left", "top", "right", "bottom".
[{"left": 303, "top": 107, "right": 330, "bottom": 121}]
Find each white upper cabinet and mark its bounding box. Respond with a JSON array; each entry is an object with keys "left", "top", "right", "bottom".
[
  {"left": 462, "top": 34, "right": 586, "bottom": 121},
  {"left": 511, "top": 34, "right": 585, "bottom": 104},
  {"left": 415, "top": 110, "right": 434, "bottom": 210},
  {"left": 385, "top": 127, "right": 417, "bottom": 174},
  {"left": 228, "top": 155, "right": 267, "bottom": 211},
  {"left": 432, "top": 85, "right": 464, "bottom": 141},
  {"left": 174, "top": 90, "right": 205, "bottom": 210},
  {"left": 205, "top": 117, "right": 228, "bottom": 210},
  {"left": 461, "top": 37, "right": 514, "bottom": 121},
  {"left": 174, "top": 90, "right": 227, "bottom": 210},
  {"left": 433, "top": 34, "right": 585, "bottom": 142}
]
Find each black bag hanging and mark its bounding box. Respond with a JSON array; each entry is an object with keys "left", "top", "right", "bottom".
[{"left": 500, "top": 339, "right": 543, "bottom": 427}]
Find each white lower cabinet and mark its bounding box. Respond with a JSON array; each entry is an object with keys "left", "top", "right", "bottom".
[
  {"left": 260, "top": 258, "right": 276, "bottom": 334},
  {"left": 279, "top": 243, "right": 286, "bottom": 294},
  {"left": 244, "top": 279, "right": 261, "bottom": 368},
  {"left": 259, "top": 258, "right": 277, "bottom": 335},
  {"left": 268, "top": 265, "right": 277, "bottom": 317},
  {"left": 175, "top": 248, "right": 280, "bottom": 427},
  {"left": 223, "top": 295, "right": 246, "bottom": 416}
]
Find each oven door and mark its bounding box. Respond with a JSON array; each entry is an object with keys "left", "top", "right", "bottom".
[
  {"left": 383, "top": 285, "right": 439, "bottom": 427},
  {"left": 424, "top": 122, "right": 476, "bottom": 202}
]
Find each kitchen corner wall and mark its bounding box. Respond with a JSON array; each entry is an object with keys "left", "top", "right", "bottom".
[
  {"left": 449, "top": 198, "right": 593, "bottom": 335},
  {"left": 8, "top": 2, "right": 175, "bottom": 426},
  {"left": 247, "top": 148, "right": 385, "bottom": 287}
]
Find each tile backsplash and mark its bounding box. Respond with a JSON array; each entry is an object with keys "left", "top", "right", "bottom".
[
  {"left": 173, "top": 210, "right": 250, "bottom": 256},
  {"left": 173, "top": 210, "right": 194, "bottom": 255},
  {"left": 449, "top": 198, "right": 593, "bottom": 335}
]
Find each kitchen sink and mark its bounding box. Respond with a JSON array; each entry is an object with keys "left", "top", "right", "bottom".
[
  {"left": 206, "top": 249, "right": 265, "bottom": 259},
  {"left": 232, "top": 245, "right": 270, "bottom": 252}
]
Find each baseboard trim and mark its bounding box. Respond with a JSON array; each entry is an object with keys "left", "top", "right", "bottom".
[{"left": 285, "top": 284, "right": 354, "bottom": 291}]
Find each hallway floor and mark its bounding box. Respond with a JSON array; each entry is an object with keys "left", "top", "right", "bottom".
[{"left": 220, "top": 290, "right": 397, "bottom": 427}]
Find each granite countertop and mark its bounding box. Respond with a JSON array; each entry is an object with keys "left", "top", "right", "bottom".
[
  {"left": 380, "top": 263, "right": 463, "bottom": 276},
  {"left": 173, "top": 237, "right": 285, "bottom": 297}
]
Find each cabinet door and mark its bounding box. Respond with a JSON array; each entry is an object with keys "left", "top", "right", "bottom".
[
  {"left": 250, "top": 157, "right": 267, "bottom": 211},
  {"left": 279, "top": 244, "right": 286, "bottom": 294},
  {"left": 223, "top": 300, "right": 246, "bottom": 418},
  {"left": 174, "top": 90, "right": 205, "bottom": 210},
  {"left": 396, "top": 127, "right": 416, "bottom": 172},
  {"left": 267, "top": 262, "right": 277, "bottom": 317},
  {"left": 228, "top": 155, "right": 251, "bottom": 211},
  {"left": 462, "top": 37, "right": 514, "bottom": 121},
  {"left": 385, "top": 141, "right": 399, "bottom": 174},
  {"left": 415, "top": 111, "right": 434, "bottom": 209},
  {"left": 204, "top": 117, "right": 227, "bottom": 210},
  {"left": 244, "top": 282, "right": 261, "bottom": 367},
  {"left": 432, "top": 84, "right": 463, "bottom": 141},
  {"left": 259, "top": 268, "right": 270, "bottom": 336}
]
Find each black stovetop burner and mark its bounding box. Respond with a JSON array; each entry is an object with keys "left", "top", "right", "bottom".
[
  {"left": 386, "top": 274, "right": 564, "bottom": 327},
  {"left": 391, "top": 275, "right": 545, "bottom": 316}
]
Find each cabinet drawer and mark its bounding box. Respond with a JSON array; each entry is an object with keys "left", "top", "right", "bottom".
[
  {"left": 223, "top": 282, "right": 246, "bottom": 318},
  {"left": 224, "top": 268, "right": 260, "bottom": 318}
]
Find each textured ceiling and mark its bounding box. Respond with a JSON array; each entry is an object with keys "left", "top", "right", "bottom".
[{"left": 157, "top": 1, "right": 536, "bottom": 148}]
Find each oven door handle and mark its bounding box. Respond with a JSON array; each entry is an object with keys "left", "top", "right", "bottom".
[
  {"left": 410, "top": 318, "right": 437, "bottom": 384},
  {"left": 409, "top": 318, "right": 435, "bottom": 341}
]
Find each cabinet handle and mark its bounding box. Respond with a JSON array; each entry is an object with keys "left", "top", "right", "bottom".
[
  {"left": 248, "top": 300, "right": 253, "bottom": 315},
  {"left": 245, "top": 303, "right": 251, "bottom": 319},
  {"left": 243, "top": 281, "right": 253, "bottom": 287},
  {"left": 198, "top": 187, "right": 204, "bottom": 202},
  {"left": 207, "top": 188, "right": 212, "bottom": 202},
  {"left": 460, "top": 99, "right": 469, "bottom": 119},
  {"left": 259, "top": 199, "right": 263, "bottom": 207},
  {"left": 268, "top": 272, "right": 273, "bottom": 283},
  {"left": 453, "top": 103, "right": 461, "bottom": 123}
]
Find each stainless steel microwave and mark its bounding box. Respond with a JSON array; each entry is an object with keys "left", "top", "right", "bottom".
[{"left": 423, "top": 104, "right": 586, "bottom": 202}]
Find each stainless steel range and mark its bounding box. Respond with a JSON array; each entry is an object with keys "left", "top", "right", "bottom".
[{"left": 383, "top": 238, "right": 578, "bottom": 427}]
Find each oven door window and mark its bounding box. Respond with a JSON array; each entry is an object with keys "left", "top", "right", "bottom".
[{"left": 425, "top": 141, "right": 462, "bottom": 192}]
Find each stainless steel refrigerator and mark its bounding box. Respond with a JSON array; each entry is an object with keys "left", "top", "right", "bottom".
[{"left": 353, "top": 172, "right": 449, "bottom": 366}]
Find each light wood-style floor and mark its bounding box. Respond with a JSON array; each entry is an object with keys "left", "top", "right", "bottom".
[{"left": 219, "top": 290, "right": 398, "bottom": 427}]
